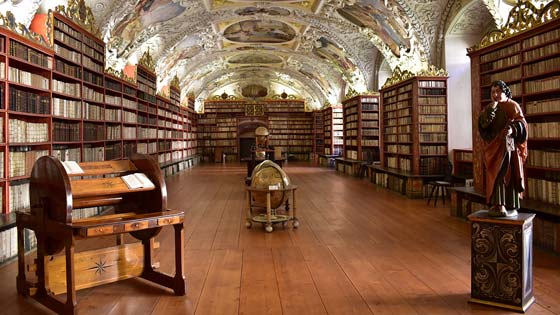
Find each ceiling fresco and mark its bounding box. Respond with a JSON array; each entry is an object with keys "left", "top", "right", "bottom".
[{"left": 3, "top": 0, "right": 525, "bottom": 110}]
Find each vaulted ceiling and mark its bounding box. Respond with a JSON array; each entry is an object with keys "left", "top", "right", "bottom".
[{"left": 6, "top": 0, "right": 541, "bottom": 110}]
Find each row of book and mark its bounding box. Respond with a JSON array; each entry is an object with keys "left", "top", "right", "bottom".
[
  {"left": 523, "top": 41, "right": 558, "bottom": 62},
  {"left": 53, "top": 78, "right": 81, "bottom": 97},
  {"left": 527, "top": 178, "right": 559, "bottom": 205},
  {"left": 525, "top": 75, "right": 560, "bottom": 94},
  {"left": 527, "top": 122, "right": 560, "bottom": 138},
  {"left": 480, "top": 54, "right": 519, "bottom": 72},
  {"left": 9, "top": 149, "right": 48, "bottom": 177},
  {"left": 83, "top": 70, "right": 103, "bottom": 86},
  {"left": 9, "top": 181, "right": 29, "bottom": 213},
  {"left": 55, "top": 58, "right": 81, "bottom": 78},
  {"left": 53, "top": 97, "right": 81, "bottom": 118},
  {"left": 54, "top": 43, "right": 81, "bottom": 64},
  {"left": 9, "top": 119, "right": 49, "bottom": 143},
  {"left": 9, "top": 86, "right": 50, "bottom": 114},
  {"left": 9, "top": 67, "right": 49, "bottom": 90},
  {"left": 525, "top": 98, "right": 560, "bottom": 114},
  {"left": 523, "top": 56, "right": 560, "bottom": 76},
  {"left": 53, "top": 122, "right": 80, "bottom": 142},
  {"left": 420, "top": 145, "right": 447, "bottom": 155},
  {"left": 9, "top": 40, "right": 53, "bottom": 69},
  {"left": 527, "top": 149, "right": 560, "bottom": 168}
]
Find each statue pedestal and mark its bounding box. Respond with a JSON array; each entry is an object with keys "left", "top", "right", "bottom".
[{"left": 468, "top": 210, "right": 536, "bottom": 313}]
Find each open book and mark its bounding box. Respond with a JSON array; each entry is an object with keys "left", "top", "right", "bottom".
[
  {"left": 121, "top": 173, "right": 155, "bottom": 189},
  {"left": 62, "top": 161, "right": 84, "bottom": 174}
]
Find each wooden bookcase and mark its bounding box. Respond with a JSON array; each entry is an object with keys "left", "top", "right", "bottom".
[
  {"left": 322, "top": 105, "right": 343, "bottom": 156},
  {"left": 198, "top": 100, "right": 244, "bottom": 162},
  {"left": 0, "top": 9, "right": 200, "bottom": 264},
  {"left": 370, "top": 75, "right": 448, "bottom": 198},
  {"left": 342, "top": 95, "right": 380, "bottom": 161},
  {"left": 452, "top": 149, "right": 473, "bottom": 179},
  {"left": 0, "top": 13, "right": 198, "bottom": 215},
  {"left": 312, "top": 110, "right": 323, "bottom": 161},
  {"left": 467, "top": 6, "right": 560, "bottom": 251},
  {"left": 266, "top": 101, "right": 312, "bottom": 161},
  {"left": 380, "top": 77, "right": 448, "bottom": 175},
  {"left": 3, "top": 28, "right": 53, "bottom": 214}
]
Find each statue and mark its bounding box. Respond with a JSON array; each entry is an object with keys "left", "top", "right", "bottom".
[{"left": 478, "top": 80, "right": 528, "bottom": 217}]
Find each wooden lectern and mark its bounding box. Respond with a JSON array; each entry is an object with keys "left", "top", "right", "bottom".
[{"left": 16, "top": 153, "right": 186, "bottom": 315}]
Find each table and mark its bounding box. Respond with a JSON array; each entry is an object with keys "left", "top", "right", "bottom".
[{"left": 245, "top": 185, "right": 298, "bottom": 233}]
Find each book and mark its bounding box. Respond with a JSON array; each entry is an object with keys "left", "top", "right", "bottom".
[
  {"left": 121, "top": 173, "right": 155, "bottom": 189},
  {"left": 62, "top": 160, "right": 84, "bottom": 174}
]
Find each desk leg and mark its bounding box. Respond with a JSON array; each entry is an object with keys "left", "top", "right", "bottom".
[
  {"left": 265, "top": 192, "right": 273, "bottom": 233},
  {"left": 292, "top": 190, "right": 299, "bottom": 228},
  {"left": 245, "top": 190, "right": 252, "bottom": 228}
]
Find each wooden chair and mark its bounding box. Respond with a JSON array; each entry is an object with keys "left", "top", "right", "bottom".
[{"left": 16, "top": 153, "right": 186, "bottom": 315}]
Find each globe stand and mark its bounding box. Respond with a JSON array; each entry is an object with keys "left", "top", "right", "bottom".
[{"left": 245, "top": 186, "right": 298, "bottom": 233}]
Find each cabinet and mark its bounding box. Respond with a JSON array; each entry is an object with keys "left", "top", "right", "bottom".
[{"left": 452, "top": 149, "right": 473, "bottom": 179}]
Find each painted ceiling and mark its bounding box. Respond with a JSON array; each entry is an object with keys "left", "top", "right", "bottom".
[{"left": 4, "top": 0, "right": 543, "bottom": 110}]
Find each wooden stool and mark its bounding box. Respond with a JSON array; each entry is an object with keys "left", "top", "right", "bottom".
[{"left": 427, "top": 180, "right": 451, "bottom": 206}]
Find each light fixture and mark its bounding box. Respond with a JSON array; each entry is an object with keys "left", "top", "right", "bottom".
[{"left": 221, "top": 91, "right": 228, "bottom": 99}]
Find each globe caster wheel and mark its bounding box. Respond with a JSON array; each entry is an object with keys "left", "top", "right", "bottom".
[
  {"left": 293, "top": 220, "right": 299, "bottom": 228},
  {"left": 246, "top": 221, "right": 252, "bottom": 228},
  {"left": 265, "top": 225, "right": 273, "bottom": 233}
]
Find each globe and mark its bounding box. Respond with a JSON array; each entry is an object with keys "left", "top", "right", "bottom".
[{"left": 250, "top": 160, "right": 291, "bottom": 209}]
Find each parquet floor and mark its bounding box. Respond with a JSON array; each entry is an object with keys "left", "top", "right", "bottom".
[{"left": 1, "top": 162, "right": 559, "bottom": 314}]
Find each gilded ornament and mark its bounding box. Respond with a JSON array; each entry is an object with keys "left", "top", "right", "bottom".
[
  {"left": 344, "top": 87, "right": 359, "bottom": 100},
  {"left": 471, "top": 0, "right": 560, "bottom": 51},
  {"left": 417, "top": 65, "right": 448, "bottom": 77},
  {"left": 381, "top": 65, "right": 446, "bottom": 89},
  {"left": 55, "top": 0, "right": 102, "bottom": 39},
  {"left": 170, "top": 75, "right": 180, "bottom": 90},
  {"left": 139, "top": 49, "right": 156, "bottom": 73},
  {"left": 0, "top": 11, "right": 50, "bottom": 47},
  {"left": 106, "top": 67, "right": 124, "bottom": 79}
]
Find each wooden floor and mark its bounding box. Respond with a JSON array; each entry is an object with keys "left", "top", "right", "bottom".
[{"left": 1, "top": 162, "right": 560, "bottom": 315}]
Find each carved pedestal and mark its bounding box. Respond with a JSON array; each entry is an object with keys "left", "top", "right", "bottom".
[{"left": 468, "top": 210, "right": 536, "bottom": 313}]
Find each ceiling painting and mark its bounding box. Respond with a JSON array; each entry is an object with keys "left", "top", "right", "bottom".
[
  {"left": 336, "top": 0, "right": 410, "bottom": 58},
  {"left": 223, "top": 19, "right": 296, "bottom": 43},
  {"left": 13, "top": 0, "right": 498, "bottom": 111}
]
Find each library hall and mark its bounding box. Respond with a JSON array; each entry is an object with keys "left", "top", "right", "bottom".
[{"left": 0, "top": 0, "right": 560, "bottom": 314}]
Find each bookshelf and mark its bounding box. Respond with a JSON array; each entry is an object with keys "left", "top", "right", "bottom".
[
  {"left": 312, "top": 110, "right": 323, "bottom": 161},
  {"left": 266, "top": 101, "right": 312, "bottom": 161},
  {"left": 452, "top": 149, "right": 473, "bottom": 179},
  {"left": 342, "top": 95, "right": 380, "bottom": 161},
  {"left": 380, "top": 76, "right": 448, "bottom": 175},
  {"left": 0, "top": 7, "right": 200, "bottom": 263},
  {"left": 198, "top": 100, "right": 244, "bottom": 161},
  {"left": 369, "top": 70, "right": 448, "bottom": 198},
  {"left": 4, "top": 28, "right": 53, "bottom": 214},
  {"left": 467, "top": 2, "right": 560, "bottom": 251},
  {"left": 322, "top": 105, "right": 343, "bottom": 156}
]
